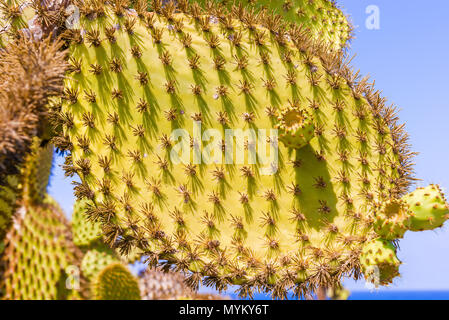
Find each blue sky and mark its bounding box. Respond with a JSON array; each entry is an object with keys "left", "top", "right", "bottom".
[{"left": 48, "top": 0, "right": 449, "bottom": 292}]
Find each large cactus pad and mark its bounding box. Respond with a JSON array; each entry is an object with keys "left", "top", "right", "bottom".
[{"left": 55, "top": 1, "right": 426, "bottom": 298}]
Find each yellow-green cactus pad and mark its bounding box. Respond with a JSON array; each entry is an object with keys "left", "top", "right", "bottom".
[
  {"left": 191, "top": 0, "right": 353, "bottom": 50},
  {"left": 276, "top": 104, "right": 315, "bottom": 149},
  {"left": 0, "top": 175, "right": 18, "bottom": 252},
  {"left": 81, "top": 246, "right": 119, "bottom": 281},
  {"left": 360, "top": 238, "right": 401, "bottom": 286},
  {"left": 403, "top": 185, "right": 449, "bottom": 231},
  {"left": 19, "top": 140, "right": 54, "bottom": 206},
  {"left": 1, "top": 196, "right": 80, "bottom": 299},
  {"left": 93, "top": 263, "right": 141, "bottom": 300},
  {"left": 55, "top": 1, "right": 415, "bottom": 298},
  {"left": 373, "top": 199, "right": 412, "bottom": 240}
]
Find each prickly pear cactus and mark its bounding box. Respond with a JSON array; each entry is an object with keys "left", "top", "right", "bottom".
[
  {"left": 139, "top": 267, "right": 194, "bottom": 300},
  {"left": 360, "top": 238, "right": 400, "bottom": 286},
  {"left": 404, "top": 185, "right": 449, "bottom": 231},
  {"left": 80, "top": 246, "right": 119, "bottom": 281},
  {"left": 139, "top": 267, "right": 228, "bottom": 299},
  {"left": 0, "top": 175, "right": 18, "bottom": 253},
  {"left": 0, "top": 196, "right": 81, "bottom": 299},
  {"left": 51, "top": 0, "right": 448, "bottom": 299},
  {"left": 191, "top": 0, "right": 352, "bottom": 50},
  {"left": 0, "top": 139, "right": 53, "bottom": 265},
  {"left": 93, "top": 263, "right": 141, "bottom": 300}
]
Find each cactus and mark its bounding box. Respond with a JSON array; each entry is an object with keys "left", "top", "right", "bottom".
[
  {"left": 191, "top": 0, "right": 353, "bottom": 50},
  {"left": 0, "top": 24, "right": 65, "bottom": 251},
  {"left": 0, "top": 196, "right": 83, "bottom": 299},
  {"left": 93, "top": 263, "right": 141, "bottom": 300},
  {"left": 0, "top": 138, "right": 54, "bottom": 269},
  {"left": 0, "top": 34, "right": 66, "bottom": 186},
  {"left": 404, "top": 185, "right": 449, "bottom": 231},
  {"left": 139, "top": 267, "right": 194, "bottom": 300},
  {"left": 80, "top": 246, "right": 120, "bottom": 281},
  {"left": 48, "top": 0, "right": 449, "bottom": 299},
  {"left": 0, "top": 0, "right": 446, "bottom": 301},
  {"left": 373, "top": 198, "right": 412, "bottom": 240},
  {"left": 47, "top": 1, "right": 426, "bottom": 296},
  {"left": 139, "top": 267, "right": 229, "bottom": 299},
  {"left": 360, "top": 238, "right": 401, "bottom": 286}
]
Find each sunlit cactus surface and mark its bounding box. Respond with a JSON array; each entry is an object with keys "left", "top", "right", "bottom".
[{"left": 0, "top": 0, "right": 447, "bottom": 300}]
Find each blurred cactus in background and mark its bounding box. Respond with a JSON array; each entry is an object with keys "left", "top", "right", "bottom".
[{"left": 0, "top": 0, "right": 447, "bottom": 300}]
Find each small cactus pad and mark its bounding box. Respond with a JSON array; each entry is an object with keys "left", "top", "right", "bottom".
[
  {"left": 276, "top": 105, "right": 315, "bottom": 149},
  {"left": 81, "top": 246, "right": 119, "bottom": 281},
  {"left": 93, "top": 263, "right": 141, "bottom": 300},
  {"left": 0, "top": 197, "right": 80, "bottom": 299},
  {"left": 360, "top": 238, "right": 401, "bottom": 286},
  {"left": 403, "top": 185, "right": 449, "bottom": 231},
  {"left": 72, "top": 199, "right": 103, "bottom": 247},
  {"left": 373, "top": 199, "right": 412, "bottom": 240},
  {"left": 55, "top": 1, "right": 416, "bottom": 298},
  {"left": 192, "top": 0, "right": 353, "bottom": 50}
]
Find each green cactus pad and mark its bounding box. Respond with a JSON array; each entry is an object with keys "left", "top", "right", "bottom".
[
  {"left": 81, "top": 246, "right": 119, "bottom": 281},
  {"left": 93, "top": 263, "right": 141, "bottom": 300},
  {"left": 0, "top": 175, "right": 18, "bottom": 251},
  {"left": 55, "top": 1, "right": 415, "bottom": 298},
  {"left": 276, "top": 104, "right": 315, "bottom": 149},
  {"left": 1, "top": 196, "right": 80, "bottom": 299},
  {"left": 191, "top": 0, "right": 353, "bottom": 50},
  {"left": 360, "top": 238, "right": 401, "bottom": 286},
  {"left": 403, "top": 185, "right": 449, "bottom": 231},
  {"left": 19, "top": 140, "right": 54, "bottom": 205},
  {"left": 0, "top": 139, "right": 54, "bottom": 266},
  {"left": 373, "top": 199, "right": 412, "bottom": 240}
]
